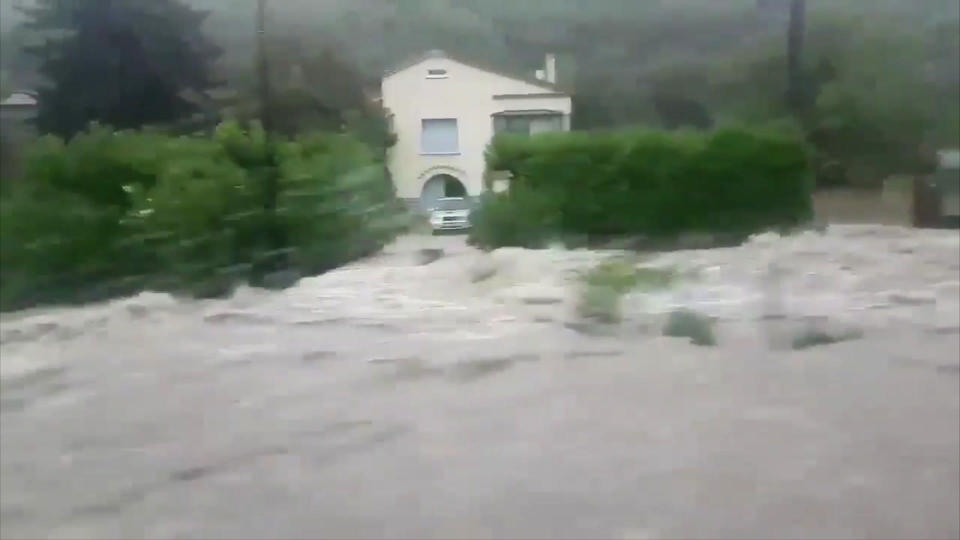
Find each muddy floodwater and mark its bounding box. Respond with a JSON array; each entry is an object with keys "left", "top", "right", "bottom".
[{"left": 2, "top": 226, "right": 958, "bottom": 539}]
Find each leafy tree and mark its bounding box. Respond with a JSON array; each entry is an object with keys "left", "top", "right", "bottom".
[
  {"left": 805, "top": 15, "right": 941, "bottom": 184},
  {"left": 222, "top": 39, "right": 395, "bottom": 158},
  {"left": 266, "top": 42, "right": 369, "bottom": 136},
  {"left": 20, "top": 0, "right": 221, "bottom": 138}
]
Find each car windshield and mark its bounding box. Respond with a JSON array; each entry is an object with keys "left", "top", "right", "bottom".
[{"left": 435, "top": 198, "right": 469, "bottom": 211}]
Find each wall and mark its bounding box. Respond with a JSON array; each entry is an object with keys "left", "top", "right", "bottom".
[
  {"left": 812, "top": 187, "right": 913, "bottom": 227},
  {"left": 381, "top": 56, "right": 571, "bottom": 204}
]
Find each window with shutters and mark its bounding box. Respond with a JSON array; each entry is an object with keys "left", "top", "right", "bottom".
[{"left": 420, "top": 118, "right": 459, "bottom": 154}]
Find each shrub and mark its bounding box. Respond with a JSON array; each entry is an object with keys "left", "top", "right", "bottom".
[
  {"left": 0, "top": 126, "right": 175, "bottom": 309},
  {"left": 790, "top": 324, "right": 863, "bottom": 350},
  {"left": 21, "top": 125, "right": 170, "bottom": 209},
  {"left": 468, "top": 182, "right": 560, "bottom": 249},
  {"left": 574, "top": 259, "right": 678, "bottom": 326},
  {"left": 122, "top": 133, "right": 263, "bottom": 297},
  {"left": 583, "top": 259, "right": 642, "bottom": 293},
  {"left": 576, "top": 285, "right": 622, "bottom": 324},
  {"left": 584, "top": 259, "right": 677, "bottom": 292},
  {"left": 472, "top": 127, "right": 812, "bottom": 247},
  {"left": 663, "top": 309, "right": 717, "bottom": 346},
  {"left": 276, "top": 132, "right": 402, "bottom": 272},
  {"left": 1, "top": 122, "right": 401, "bottom": 310},
  {"left": 0, "top": 185, "right": 141, "bottom": 310}
]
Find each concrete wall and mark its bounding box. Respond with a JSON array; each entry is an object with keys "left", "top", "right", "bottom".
[
  {"left": 0, "top": 105, "right": 37, "bottom": 181},
  {"left": 812, "top": 187, "right": 913, "bottom": 227},
  {"left": 382, "top": 56, "right": 571, "bottom": 202}
]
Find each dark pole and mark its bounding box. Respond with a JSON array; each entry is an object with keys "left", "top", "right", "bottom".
[
  {"left": 255, "top": 0, "right": 283, "bottom": 277},
  {"left": 256, "top": 0, "right": 272, "bottom": 133},
  {"left": 786, "top": 0, "right": 806, "bottom": 112}
]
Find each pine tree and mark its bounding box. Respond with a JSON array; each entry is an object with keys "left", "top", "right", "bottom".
[{"left": 20, "top": 0, "right": 221, "bottom": 138}]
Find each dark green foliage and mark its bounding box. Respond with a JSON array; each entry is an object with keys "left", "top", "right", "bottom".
[
  {"left": 21, "top": 126, "right": 169, "bottom": 208},
  {"left": 222, "top": 43, "right": 396, "bottom": 157},
  {"left": 790, "top": 325, "right": 863, "bottom": 350},
  {"left": 21, "top": 0, "right": 221, "bottom": 138},
  {"left": 0, "top": 122, "right": 401, "bottom": 311},
  {"left": 663, "top": 309, "right": 717, "bottom": 347},
  {"left": 467, "top": 184, "right": 559, "bottom": 250},
  {"left": 471, "top": 127, "right": 812, "bottom": 248},
  {"left": 0, "top": 184, "right": 141, "bottom": 309},
  {"left": 275, "top": 131, "right": 401, "bottom": 273},
  {"left": 122, "top": 124, "right": 265, "bottom": 297}
]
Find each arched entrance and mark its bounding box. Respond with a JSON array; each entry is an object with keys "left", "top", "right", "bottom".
[{"left": 420, "top": 173, "right": 467, "bottom": 212}]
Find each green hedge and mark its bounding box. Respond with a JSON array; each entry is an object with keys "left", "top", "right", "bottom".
[
  {"left": 0, "top": 122, "right": 401, "bottom": 310},
  {"left": 471, "top": 127, "right": 812, "bottom": 248}
]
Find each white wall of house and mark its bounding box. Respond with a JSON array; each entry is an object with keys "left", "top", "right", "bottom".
[{"left": 381, "top": 52, "right": 571, "bottom": 209}]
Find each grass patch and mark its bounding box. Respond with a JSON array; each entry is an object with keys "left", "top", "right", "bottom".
[{"left": 663, "top": 309, "right": 717, "bottom": 346}]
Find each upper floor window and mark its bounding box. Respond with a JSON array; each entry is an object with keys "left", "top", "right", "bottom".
[
  {"left": 493, "top": 114, "right": 563, "bottom": 136},
  {"left": 426, "top": 68, "right": 448, "bottom": 79},
  {"left": 421, "top": 118, "right": 459, "bottom": 154}
]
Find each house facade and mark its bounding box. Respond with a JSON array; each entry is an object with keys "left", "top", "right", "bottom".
[{"left": 381, "top": 50, "right": 572, "bottom": 212}]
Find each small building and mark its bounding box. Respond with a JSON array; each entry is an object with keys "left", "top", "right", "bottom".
[
  {"left": 381, "top": 50, "right": 572, "bottom": 212},
  {"left": 0, "top": 90, "right": 38, "bottom": 123},
  {"left": 914, "top": 149, "right": 960, "bottom": 228},
  {"left": 0, "top": 90, "right": 39, "bottom": 181}
]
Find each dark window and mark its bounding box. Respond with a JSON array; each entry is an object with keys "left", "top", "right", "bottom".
[
  {"left": 494, "top": 115, "right": 563, "bottom": 135},
  {"left": 426, "top": 68, "right": 448, "bottom": 78},
  {"left": 494, "top": 116, "right": 532, "bottom": 135},
  {"left": 443, "top": 177, "right": 466, "bottom": 197}
]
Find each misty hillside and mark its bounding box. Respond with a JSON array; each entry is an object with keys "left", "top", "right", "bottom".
[{"left": 2, "top": 0, "right": 958, "bottom": 142}]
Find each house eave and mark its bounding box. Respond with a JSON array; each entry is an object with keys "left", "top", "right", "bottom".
[
  {"left": 491, "top": 109, "right": 564, "bottom": 117},
  {"left": 493, "top": 92, "right": 568, "bottom": 100}
]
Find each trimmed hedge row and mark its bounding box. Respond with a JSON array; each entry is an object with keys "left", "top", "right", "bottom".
[{"left": 470, "top": 127, "right": 812, "bottom": 248}]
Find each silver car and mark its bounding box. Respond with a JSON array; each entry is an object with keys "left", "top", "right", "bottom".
[{"left": 429, "top": 197, "right": 472, "bottom": 233}]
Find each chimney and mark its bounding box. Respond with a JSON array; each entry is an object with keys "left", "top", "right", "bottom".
[{"left": 544, "top": 53, "right": 557, "bottom": 84}]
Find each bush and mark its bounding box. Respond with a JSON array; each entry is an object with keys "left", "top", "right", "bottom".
[
  {"left": 21, "top": 125, "right": 170, "bottom": 209},
  {"left": 276, "top": 131, "right": 401, "bottom": 273},
  {"left": 122, "top": 131, "right": 264, "bottom": 297},
  {"left": 0, "top": 185, "right": 142, "bottom": 309},
  {"left": 574, "top": 259, "right": 678, "bottom": 326},
  {"left": 471, "top": 127, "right": 812, "bottom": 247},
  {"left": 468, "top": 183, "right": 559, "bottom": 249},
  {"left": 663, "top": 309, "right": 717, "bottom": 346},
  {"left": 576, "top": 285, "right": 622, "bottom": 324},
  {"left": 1, "top": 122, "right": 401, "bottom": 310}
]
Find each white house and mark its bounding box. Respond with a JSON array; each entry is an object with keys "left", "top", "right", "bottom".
[{"left": 381, "top": 50, "right": 572, "bottom": 212}]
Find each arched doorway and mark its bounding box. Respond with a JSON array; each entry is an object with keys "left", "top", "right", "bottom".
[{"left": 420, "top": 173, "right": 467, "bottom": 212}]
